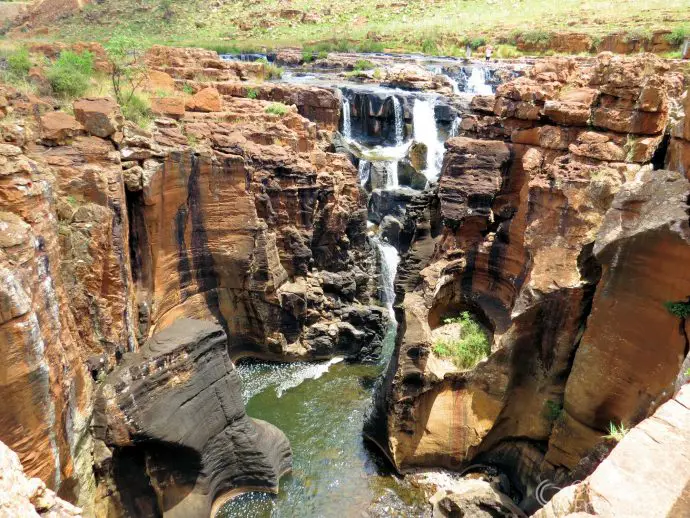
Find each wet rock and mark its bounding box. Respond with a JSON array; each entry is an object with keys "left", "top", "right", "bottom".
[
  {"left": 95, "top": 319, "right": 292, "bottom": 518},
  {"left": 408, "top": 141, "right": 428, "bottom": 171},
  {"left": 368, "top": 187, "right": 418, "bottom": 224},
  {"left": 398, "top": 159, "right": 428, "bottom": 190},
  {"left": 379, "top": 215, "right": 402, "bottom": 248}
]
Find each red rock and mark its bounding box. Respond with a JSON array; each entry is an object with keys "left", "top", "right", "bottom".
[
  {"left": 150, "top": 96, "right": 185, "bottom": 119},
  {"left": 73, "top": 97, "right": 123, "bottom": 138},
  {"left": 185, "top": 87, "right": 222, "bottom": 112},
  {"left": 39, "top": 111, "right": 83, "bottom": 144},
  {"left": 145, "top": 70, "right": 175, "bottom": 93}
]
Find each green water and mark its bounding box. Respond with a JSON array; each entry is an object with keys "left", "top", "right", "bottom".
[{"left": 217, "top": 353, "right": 429, "bottom": 518}]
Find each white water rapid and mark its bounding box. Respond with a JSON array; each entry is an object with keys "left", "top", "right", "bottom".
[{"left": 466, "top": 67, "right": 493, "bottom": 95}]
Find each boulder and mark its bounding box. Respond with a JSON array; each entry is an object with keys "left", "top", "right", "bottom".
[
  {"left": 95, "top": 319, "right": 292, "bottom": 517},
  {"left": 39, "top": 111, "right": 83, "bottom": 144},
  {"left": 431, "top": 480, "right": 526, "bottom": 518},
  {"left": 150, "top": 96, "right": 186, "bottom": 119},
  {"left": 186, "top": 87, "right": 222, "bottom": 112},
  {"left": 145, "top": 70, "right": 175, "bottom": 93},
  {"left": 73, "top": 98, "right": 124, "bottom": 138},
  {"left": 408, "top": 141, "right": 428, "bottom": 171}
]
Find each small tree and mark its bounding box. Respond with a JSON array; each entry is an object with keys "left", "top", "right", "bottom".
[{"left": 104, "top": 35, "right": 147, "bottom": 106}]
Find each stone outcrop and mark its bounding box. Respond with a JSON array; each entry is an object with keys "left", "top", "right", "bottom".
[
  {"left": 0, "top": 439, "right": 82, "bottom": 517},
  {"left": 666, "top": 89, "right": 690, "bottom": 178},
  {"left": 93, "top": 319, "right": 291, "bottom": 518},
  {"left": 121, "top": 95, "right": 386, "bottom": 361},
  {"left": 533, "top": 385, "right": 690, "bottom": 518},
  {"left": 371, "top": 54, "right": 690, "bottom": 512}
]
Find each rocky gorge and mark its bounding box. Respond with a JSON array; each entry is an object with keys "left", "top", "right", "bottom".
[{"left": 0, "top": 41, "right": 689, "bottom": 518}]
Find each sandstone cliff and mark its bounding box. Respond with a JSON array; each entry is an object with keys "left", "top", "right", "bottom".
[{"left": 370, "top": 53, "right": 690, "bottom": 511}]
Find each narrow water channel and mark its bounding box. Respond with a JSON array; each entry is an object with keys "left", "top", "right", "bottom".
[{"left": 218, "top": 59, "right": 497, "bottom": 517}]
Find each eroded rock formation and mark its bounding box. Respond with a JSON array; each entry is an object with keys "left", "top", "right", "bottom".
[
  {"left": 93, "top": 319, "right": 291, "bottom": 518},
  {"left": 371, "top": 53, "right": 690, "bottom": 510}
]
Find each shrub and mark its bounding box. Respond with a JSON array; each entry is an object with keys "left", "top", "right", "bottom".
[
  {"left": 265, "top": 102, "right": 289, "bottom": 116},
  {"left": 6, "top": 47, "right": 32, "bottom": 78},
  {"left": 355, "top": 40, "right": 384, "bottom": 53},
  {"left": 664, "top": 300, "right": 690, "bottom": 318},
  {"left": 47, "top": 50, "right": 94, "bottom": 98},
  {"left": 120, "top": 92, "right": 152, "bottom": 128},
  {"left": 495, "top": 44, "right": 522, "bottom": 59},
  {"left": 420, "top": 37, "right": 438, "bottom": 55},
  {"left": 182, "top": 84, "right": 194, "bottom": 95},
  {"left": 432, "top": 312, "right": 491, "bottom": 370},
  {"left": 544, "top": 400, "right": 563, "bottom": 421},
  {"left": 317, "top": 50, "right": 328, "bottom": 60},
  {"left": 353, "top": 59, "right": 375, "bottom": 71},
  {"left": 302, "top": 49, "right": 314, "bottom": 63},
  {"left": 667, "top": 26, "right": 690, "bottom": 46},
  {"left": 261, "top": 62, "right": 283, "bottom": 80},
  {"left": 469, "top": 37, "right": 486, "bottom": 50},
  {"left": 104, "top": 34, "right": 147, "bottom": 105},
  {"left": 521, "top": 30, "right": 551, "bottom": 46},
  {"left": 603, "top": 421, "right": 629, "bottom": 442},
  {"left": 246, "top": 87, "right": 258, "bottom": 99}
]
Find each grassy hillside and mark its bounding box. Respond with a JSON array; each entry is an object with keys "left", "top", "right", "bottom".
[{"left": 17, "top": 0, "right": 690, "bottom": 55}]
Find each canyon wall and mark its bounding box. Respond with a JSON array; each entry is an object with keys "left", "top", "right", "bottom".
[{"left": 372, "top": 53, "right": 690, "bottom": 507}]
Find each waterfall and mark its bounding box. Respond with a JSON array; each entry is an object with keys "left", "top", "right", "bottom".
[
  {"left": 466, "top": 67, "right": 493, "bottom": 95},
  {"left": 450, "top": 116, "right": 462, "bottom": 137},
  {"left": 412, "top": 98, "right": 444, "bottom": 181},
  {"left": 342, "top": 97, "right": 352, "bottom": 139},
  {"left": 358, "top": 159, "right": 370, "bottom": 186},
  {"left": 385, "top": 161, "right": 399, "bottom": 189},
  {"left": 392, "top": 96, "right": 404, "bottom": 145},
  {"left": 372, "top": 237, "right": 400, "bottom": 321}
]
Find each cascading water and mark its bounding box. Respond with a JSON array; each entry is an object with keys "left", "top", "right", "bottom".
[
  {"left": 342, "top": 97, "right": 352, "bottom": 139},
  {"left": 385, "top": 161, "right": 399, "bottom": 188},
  {"left": 466, "top": 67, "right": 493, "bottom": 95},
  {"left": 371, "top": 237, "right": 399, "bottom": 322},
  {"left": 450, "top": 116, "right": 462, "bottom": 137},
  {"left": 391, "top": 96, "right": 404, "bottom": 145},
  {"left": 358, "top": 159, "right": 370, "bottom": 186},
  {"left": 413, "top": 98, "right": 445, "bottom": 181}
]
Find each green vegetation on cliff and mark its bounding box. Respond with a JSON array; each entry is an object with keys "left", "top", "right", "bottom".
[
  {"left": 15, "top": 0, "right": 690, "bottom": 56},
  {"left": 432, "top": 312, "right": 491, "bottom": 370}
]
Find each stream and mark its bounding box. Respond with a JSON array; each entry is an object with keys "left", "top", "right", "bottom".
[{"left": 218, "top": 57, "right": 497, "bottom": 517}]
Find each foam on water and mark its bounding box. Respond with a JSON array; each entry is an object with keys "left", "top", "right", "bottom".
[{"left": 412, "top": 98, "right": 445, "bottom": 181}]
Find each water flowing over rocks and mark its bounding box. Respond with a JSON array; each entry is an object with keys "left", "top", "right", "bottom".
[
  {"left": 93, "top": 319, "right": 291, "bottom": 517},
  {"left": 1, "top": 41, "right": 690, "bottom": 518}
]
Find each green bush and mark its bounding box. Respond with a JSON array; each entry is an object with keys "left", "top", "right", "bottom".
[
  {"left": 666, "top": 25, "right": 690, "bottom": 46},
  {"left": 495, "top": 44, "right": 522, "bottom": 59},
  {"left": 302, "top": 49, "right": 314, "bottom": 63},
  {"left": 432, "top": 312, "right": 491, "bottom": 370},
  {"left": 47, "top": 50, "right": 94, "bottom": 98},
  {"left": 353, "top": 59, "right": 375, "bottom": 71},
  {"left": 317, "top": 50, "right": 329, "bottom": 60},
  {"left": 420, "top": 37, "right": 438, "bottom": 55},
  {"left": 544, "top": 400, "right": 563, "bottom": 421},
  {"left": 182, "top": 84, "right": 194, "bottom": 95},
  {"left": 6, "top": 47, "right": 32, "bottom": 78},
  {"left": 470, "top": 37, "right": 486, "bottom": 50},
  {"left": 521, "top": 30, "right": 551, "bottom": 46},
  {"left": 355, "top": 40, "right": 384, "bottom": 53},
  {"left": 121, "top": 92, "right": 152, "bottom": 128},
  {"left": 265, "top": 102, "right": 288, "bottom": 116},
  {"left": 664, "top": 300, "right": 690, "bottom": 318},
  {"left": 246, "top": 87, "right": 258, "bottom": 99}
]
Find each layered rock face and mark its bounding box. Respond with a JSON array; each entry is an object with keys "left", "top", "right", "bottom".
[
  {"left": 126, "top": 94, "right": 386, "bottom": 361},
  {"left": 372, "top": 53, "right": 690, "bottom": 508},
  {"left": 533, "top": 384, "right": 690, "bottom": 518},
  {"left": 93, "top": 319, "right": 291, "bottom": 518},
  {"left": 666, "top": 88, "right": 690, "bottom": 178}
]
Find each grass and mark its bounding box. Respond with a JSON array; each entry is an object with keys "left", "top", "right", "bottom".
[
  {"left": 34, "top": 0, "right": 690, "bottom": 57},
  {"left": 603, "top": 421, "right": 629, "bottom": 442},
  {"left": 265, "top": 102, "right": 289, "bottom": 116},
  {"left": 432, "top": 312, "right": 491, "bottom": 370},
  {"left": 544, "top": 400, "right": 564, "bottom": 421},
  {"left": 246, "top": 87, "right": 258, "bottom": 99},
  {"left": 47, "top": 50, "right": 94, "bottom": 98}
]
